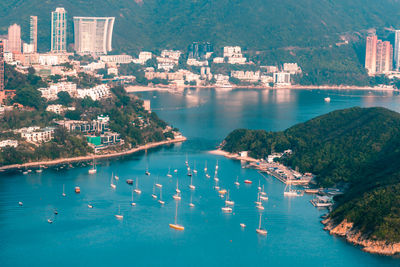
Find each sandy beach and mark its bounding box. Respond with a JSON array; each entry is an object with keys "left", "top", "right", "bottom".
[{"left": 0, "top": 136, "right": 187, "bottom": 171}]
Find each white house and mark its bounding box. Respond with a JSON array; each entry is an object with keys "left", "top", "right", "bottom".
[{"left": 77, "top": 84, "right": 111, "bottom": 101}]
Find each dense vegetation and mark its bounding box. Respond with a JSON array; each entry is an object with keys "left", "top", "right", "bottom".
[
  {"left": 1, "top": 0, "right": 399, "bottom": 86},
  {"left": 222, "top": 107, "right": 400, "bottom": 242}
]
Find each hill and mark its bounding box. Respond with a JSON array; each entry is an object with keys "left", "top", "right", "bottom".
[
  {"left": 0, "top": 0, "right": 400, "bottom": 85},
  {"left": 221, "top": 107, "right": 400, "bottom": 244}
]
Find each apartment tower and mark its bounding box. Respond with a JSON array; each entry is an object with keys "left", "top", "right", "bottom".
[
  {"left": 7, "top": 24, "right": 21, "bottom": 54},
  {"left": 30, "top": 16, "right": 38, "bottom": 52},
  {"left": 51, "top": 7, "right": 67, "bottom": 53}
]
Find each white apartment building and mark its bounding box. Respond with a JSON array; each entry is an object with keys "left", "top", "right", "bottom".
[
  {"left": 77, "top": 84, "right": 111, "bottom": 101},
  {"left": 223, "top": 46, "right": 246, "bottom": 64},
  {"left": 160, "top": 50, "right": 181, "bottom": 60},
  {"left": 16, "top": 126, "right": 55, "bottom": 143},
  {"left": 39, "top": 82, "right": 78, "bottom": 100},
  {"left": 46, "top": 104, "right": 75, "bottom": 114},
  {"left": 260, "top": 65, "right": 279, "bottom": 73},
  {"left": 100, "top": 54, "right": 133, "bottom": 64},
  {"left": 0, "top": 140, "right": 18, "bottom": 148},
  {"left": 187, "top": 58, "right": 208, "bottom": 66},
  {"left": 82, "top": 61, "right": 106, "bottom": 72},
  {"left": 231, "top": 71, "right": 260, "bottom": 82},
  {"left": 4, "top": 52, "right": 13, "bottom": 63},
  {"left": 132, "top": 52, "right": 153, "bottom": 64},
  {"left": 23, "top": 43, "right": 35, "bottom": 54},
  {"left": 283, "top": 63, "right": 302, "bottom": 74},
  {"left": 213, "top": 57, "right": 225, "bottom": 64},
  {"left": 157, "top": 62, "right": 175, "bottom": 72},
  {"left": 273, "top": 72, "right": 291, "bottom": 86}
]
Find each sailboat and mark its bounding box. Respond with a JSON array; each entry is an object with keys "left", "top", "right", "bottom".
[
  {"left": 131, "top": 189, "right": 136, "bottom": 206},
  {"left": 258, "top": 180, "right": 262, "bottom": 191},
  {"left": 19, "top": 201, "right": 23, "bottom": 206},
  {"left": 62, "top": 184, "right": 66, "bottom": 197},
  {"left": 185, "top": 154, "right": 188, "bottom": 166},
  {"left": 284, "top": 182, "right": 300, "bottom": 197},
  {"left": 214, "top": 168, "right": 219, "bottom": 182},
  {"left": 234, "top": 176, "right": 240, "bottom": 186},
  {"left": 215, "top": 160, "right": 219, "bottom": 170},
  {"left": 110, "top": 172, "right": 116, "bottom": 189},
  {"left": 225, "top": 190, "right": 235, "bottom": 206},
  {"left": 221, "top": 204, "right": 232, "bottom": 213},
  {"left": 158, "top": 186, "right": 165, "bottom": 205},
  {"left": 155, "top": 176, "right": 162, "bottom": 188},
  {"left": 255, "top": 192, "right": 263, "bottom": 209},
  {"left": 169, "top": 201, "right": 184, "bottom": 230},
  {"left": 167, "top": 167, "right": 172, "bottom": 178},
  {"left": 214, "top": 179, "right": 220, "bottom": 190},
  {"left": 175, "top": 180, "right": 181, "bottom": 193},
  {"left": 193, "top": 161, "right": 197, "bottom": 174},
  {"left": 260, "top": 185, "right": 268, "bottom": 201},
  {"left": 204, "top": 161, "right": 207, "bottom": 172},
  {"left": 189, "top": 192, "right": 195, "bottom": 207},
  {"left": 173, "top": 181, "right": 181, "bottom": 200},
  {"left": 152, "top": 183, "right": 158, "bottom": 199},
  {"left": 114, "top": 174, "right": 119, "bottom": 180},
  {"left": 88, "top": 155, "right": 97, "bottom": 174},
  {"left": 256, "top": 213, "right": 267, "bottom": 235},
  {"left": 88, "top": 204, "right": 93, "bottom": 209},
  {"left": 134, "top": 178, "right": 142, "bottom": 194},
  {"left": 115, "top": 204, "right": 123, "bottom": 220},
  {"left": 145, "top": 162, "right": 150, "bottom": 176},
  {"left": 189, "top": 174, "right": 195, "bottom": 190}
]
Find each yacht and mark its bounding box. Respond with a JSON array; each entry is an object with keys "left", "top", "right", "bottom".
[
  {"left": 158, "top": 187, "right": 165, "bottom": 205},
  {"left": 244, "top": 180, "right": 252, "bottom": 184},
  {"left": 284, "top": 183, "right": 301, "bottom": 197},
  {"left": 204, "top": 161, "right": 207, "bottom": 172},
  {"left": 88, "top": 204, "right": 93, "bottom": 209},
  {"left": 324, "top": 97, "right": 331, "bottom": 103},
  {"left": 169, "top": 201, "right": 184, "bottom": 231},
  {"left": 62, "top": 184, "right": 66, "bottom": 197},
  {"left": 221, "top": 206, "right": 232, "bottom": 213},
  {"left": 131, "top": 189, "right": 136, "bottom": 206},
  {"left": 134, "top": 178, "right": 142, "bottom": 194},
  {"left": 256, "top": 213, "right": 267, "bottom": 235},
  {"left": 175, "top": 180, "right": 181, "bottom": 193},
  {"left": 167, "top": 167, "right": 172, "bottom": 178},
  {"left": 225, "top": 190, "right": 235, "bottom": 206},
  {"left": 115, "top": 205, "right": 123, "bottom": 220},
  {"left": 240, "top": 223, "right": 246, "bottom": 228},
  {"left": 234, "top": 176, "right": 240, "bottom": 186},
  {"left": 152, "top": 183, "right": 158, "bottom": 199},
  {"left": 19, "top": 201, "right": 23, "bottom": 206},
  {"left": 75, "top": 187, "right": 81, "bottom": 193},
  {"left": 110, "top": 172, "right": 116, "bottom": 189},
  {"left": 88, "top": 156, "right": 97, "bottom": 174}
]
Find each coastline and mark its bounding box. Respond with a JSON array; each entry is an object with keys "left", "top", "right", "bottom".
[
  {"left": 322, "top": 218, "right": 400, "bottom": 256},
  {"left": 125, "top": 84, "right": 397, "bottom": 93},
  {"left": 0, "top": 136, "right": 187, "bottom": 171}
]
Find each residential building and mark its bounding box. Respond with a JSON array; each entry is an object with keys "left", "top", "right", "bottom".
[
  {"left": 365, "top": 34, "right": 378, "bottom": 75},
  {"left": 273, "top": 72, "right": 291, "bottom": 86},
  {"left": 82, "top": 61, "right": 106, "bottom": 72},
  {"left": 76, "top": 84, "right": 111, "bottom": 100},
  {"left": 39, "top": 82, "right": 77, "bottom": 100},
  {"left": 0, "top": 139, "right": 18, "bottom": 148},
  {"left": 187, "top": 58, "right": 208, "bottom": 66},
  {"left": 0, "top": 41, "right": 4, "bottom": 92},
  {"left": 376, "top": 40, "right": 393, "bottom": 74},
  {"left": 160, "top": 50, "right": 181, "bottom": 61},
  {"left": 231, "top": 70, "right": 260, "bottom": 82},
  {"left": 30, "top": 16, "right": 38, "bottom": 52},
  {"left": 394, "top": 30, "right": 400, "bottom": 71},
  {"left": 73, "top": 17, "right": 115, "bottom": 55},
  {"left": 46, "top": 104, "right": 75, "bottom": 114},
  {"left": 283, "top": 63, "right": 302, "bottom": 74},
  {"left": 188, "top": 42, "right": 213, "bottom": 60},
  {"left": 51, "top": 7, "right": 67, "bottom": 53},
  {"left": 56, "top": 115, "right": 110, "bottom": 134},
  {"left": 213, "top": 57, "right": 224, "bottom": 64},
  {"left": 23, "top": 43, "right": 35, "bottom": 54},
  {"left": 200, "top": 67, "right": 212, "bottom": 80},
  {"left": 8, "top": 24, "right": 21, "bottom": 54},
  {"left": 16, "top": 126, "right": 55, "bottom": 143},
  {"left": 100, "top": 54, "right": 132, "bottom": 64},
  {"left": 143, "top": 100, "right": 151, "bottom": 112},
  {"left": 157, "top": 62, "right": 175, "bottom": 72},
  {"left": 261, "top": 65, "right": 279, "bottom": 73},
  {"left": 107, "top": 67, "right": 118, "bottom": 76},
  {"left": 3, "top": 52, "right": 13, "bottom": 63},
  {"left": 223, "top": 46, "right": 246, "bottom": 64}
]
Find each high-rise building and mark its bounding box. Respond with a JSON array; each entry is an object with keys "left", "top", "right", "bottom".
[
  {"left": 188, "top": 42, "right": 213, "bottom": 60},
  {"left": 365, "top": 34, "right": 377, "bottom": 75},
  {"left": 376, "top": 40, "right": 393, "bottom": 74},
  {"left": 394, "top": 30, "right": 400, "bottom": 71},
  {"left": 0, "top": 41, "right": 4, "bottom": 91},
  {"left": 51, "top": 7, "right": 67, "bottom": 53},
  {"left": 8, "top": 24, "right": 21, "bottom": 54},
  {"left": 30, "top": 16, "right": 38, "bottom": 52},
  {"left": 73, "top": 17, "right": 115, "bottom": 55}
]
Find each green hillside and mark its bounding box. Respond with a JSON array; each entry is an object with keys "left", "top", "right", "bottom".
[
  {"left": 0, "top": 1, "right": 399, "bottom": 85},
  {"left": 221, "top": 107, "right": 400, "bottom": 241}
]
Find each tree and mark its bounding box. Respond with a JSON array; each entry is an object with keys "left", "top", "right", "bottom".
[{"left": 57, "top": 91, "right": 73, "bottom": 106}]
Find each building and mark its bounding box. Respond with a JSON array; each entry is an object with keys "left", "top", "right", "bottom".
[
  {"left": 8, "top": 24, "right": 21, "bottom": 54},
  {"left": 273, "top": 72, "right": 291, "bottom": 86},
  {"left": 100, "top": 54, "right": 132, "bottom": 64},
  {"left": 15, "top": 126, "right": 55, "bottom": 143},
  {"left": 365, "top": 34, "right": 378, "bottom": 75},
  {"left": 0, "top": 140, "right": 18, "bottom": 148},
  {"left": 30, "top": 16, "right": 38, "bottom": 52},
  {"left": 56, "top": 115, "right": 110, "bottom": 134},
  {"left": 39, "top": 82, "right": 77, "bottom": 100},
  {"left": 157, "top": 62, "right": 175, "bottom": 72},
  {"left": 73, "top": 17, "right": 115, "bottom": 55},
  {"left": 231, "top": 70, "right": 260, "bottom": 82},
  {"left": 46, "top": 104, "right": 75, "bottom": 114},
  {"left": 76, "top": 84, "right": 110, "bottom": 100},
  {"left": 260, "top": 65, "right": 279, "bottom": 73},
  {"left": 81, "top": 61, "right": 106, "bottom": 72},
  {"left": 376, "top": 40, "right": 393, "bottom": 74},
  {"left": 23, "top": 43, "right": 35, "bottom": 54},
  {"left": 394, "top": 30, "right": 400, "bottom": 71},
  {"left": 188, "top": 42, "right": 213, "bottom": 60},
  {"left": 223, "top": 46, "right": 246, "bottom": 64},
  {"left": 160, "top": 50, "right": 181, "bottom": 60},
  {"left": 51, "top": 7, "right": 67, "bottom": 53},
  {"left": 0, "top": 41, "right": 4, "bottom": 92},
  {"left": 283, "top": 63, "right": 302, "bottom": 74}
]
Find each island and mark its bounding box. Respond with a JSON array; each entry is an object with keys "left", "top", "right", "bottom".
[{"left": 219, "top": 107, "right": 400, "bottom": 255}]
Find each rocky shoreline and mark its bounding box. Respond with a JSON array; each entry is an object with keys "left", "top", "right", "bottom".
[{"left": 322, "top": 218, "right": 400, "bottom": 256}]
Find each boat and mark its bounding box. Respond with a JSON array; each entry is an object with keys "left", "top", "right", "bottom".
[
  {"left": 54, "top": 209, "right": 58, "bottom": 215},
  {"left": 19, "top": 201, "right": 23, "bottom": 206},
  {"left": 62, "top": 184, "right": 66, "bottom": 197},
  {"left": 114, "top": 175, "right": 119, "bottom": 180},
  {"left": 189, "top": 174, "right": 195, "bottom": 190},
  {"left": 75, "top": 187, "right": 81, "bottom": 193},
  {"left": 260, "top": 185, "right": 267, "bottom": 195},
  {"left": 169, "top": 201, "right": 184, "bottom": 231},
  {"left": 110, "top": 172, "right": 116, "bottom": 189},
  {"left": 204, "top": 161, "right": 207, "bottom": 172},
  {"left": 88, "top": 156, "right": 97, "bottom": 174},
  {"left": 185, "top": 154, "right": 188, "bottom": 166},
  {"left": 255, "top": 192, "right": 262, "bottom": 206},
  {"left": 256, "top": 213, "right": 267, "bottom": 236},
  {"left": 244, "top": 180, "right": 252, "bottom": 184},
  {"left": 167, "top": 167, "right": 173, "bottom": 178},
  {"left": 155, "top": 183, "right": 162, "bottom": 188},
  {"left": 36, "top": 166, "right": 43, "bottom": 173},
  {"left": 283, "top": 183, "right": 301, "bottom": 197},
  {"left": 193, "top": 161, "right": 197, "bottom": 174},
  {"left": 258, "top": 180, "right": 262, "bottom": 191},
  {"left": 310, "top": 196, "right": 333, "bottom": 208},
  {"left": 22, "top": 171, "right": 28, "bottom": 175},
  {"left": 174, "top": 169, "right": 178, "bottom": 173},
  {"left": 221, "top": 206, "right": 232, "bottom": 213},
  {"left": 218, "top": 189, "right": 227, "bottom": 194},
  {"left": 134, "top": 178, "right": 142, "bottom": 194},
  {"left": 115, "top": 204, "right": 123, "bottom": 220},
  {"left": 27, "top": 169, "right": 32, "bottom": 173},
  {"left": 234, "top": 176, "right": 240, "bottom": 186},
  {"left": 131, "top": 189, "right": 136, "bottom": 206},
  {"left": 215, "top": 160, "right": 219, "bottom": 170},
  {"left": 158, "top": 187, "right": 165, "bottom": 205},
  {"left": 175, "top": 180, "right": 181, "bottom": 193},
  {"left": 205, "top": 173, "right": 210, "bottom": 178},
  {"left": 88, "top": 204, "right": 93, "bottom": 209},
  {"left": 240, "top": 223, "right": 246, "bottom": 228},
  {"left": 145, "top": 171, "right": 151, "bottom": 176},
  {"left": 225, "top": 190, "right": 235, "bottom": 206},
  {"left": 260, "top": 185, "right": 268, "bottom": 200},
  {"left": 189, "top": 192, "right": 195, "bottom": 207},
  {"left": 47, "top": 219, "right": 53, "bottom": 224},
  {"left": 152, "top": 183, "right": 158, "bottom": 199},
  {"left": 305, "top": 188, "right": 319, "bottom": 194},
  {"left": 189, "top": 203, "right": 195, "bottom": 207},
  {"left": 173, "top": 193, "right": 181, "bottom": 201},
  {"left": 256, "top": 205, "right": 265, "bottom": 210},
  {"left": 260, "top": 195, "right": 268, "bottom": 201},
  {"left": 126, "top": 179, "right": 134, "bottom": 185},
  {"left": 324, "top": 97, "right": 331, "bottom": 103}
]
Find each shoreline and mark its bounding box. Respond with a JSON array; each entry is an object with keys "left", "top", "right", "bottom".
[
  {"left": 0, "top": 136, "right": 187, "bottom": 171},
  {"left": 125, "top": 84, "right": 397, "bottom": 93}
]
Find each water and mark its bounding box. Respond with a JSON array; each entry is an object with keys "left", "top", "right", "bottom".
[{"left": 1, "top": 89, "right": 400, "bottom": 266}]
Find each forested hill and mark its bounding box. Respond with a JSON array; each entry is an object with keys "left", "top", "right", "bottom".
[{"left": 221, "top": 107, "right": 400, "bottom": 242}]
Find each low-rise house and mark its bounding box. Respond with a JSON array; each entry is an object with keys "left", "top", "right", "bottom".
[
  {"left": 15, "top": 126, "right": 55, "bottom": 143},
  {"left": 77, "top": 84, "right": 111, "bottom": 101},
  {"left": 100, "top": 55, "right": 133, "bottom": 64},
  {"left": 132, "top": 52, "right": 152, "bottom": 64},
  {"left": 0, "top": 140, "right": 18, "bottom": 148},
  {"left": 39, "top": 82, "right": 78, "bottom": 100},
  {"left": 231, "top": 70, "right": 260, "bottom": 82},
  {"left": 283, "top": 63, "right": 302, "bottom": 74},
  {"left": 46, "top": 104, "right": 75, "bottom": 114}
]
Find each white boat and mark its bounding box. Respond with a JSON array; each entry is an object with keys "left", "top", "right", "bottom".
[
  {"left": 22, "top": 171, "right": 28, "bottom": 175},
  {"left": 189, "top": 174, "right": 195, "bottom": 190},
  {"left": 256, "top": 213, "right": 267, "bottom": 235},
  {"left": 189, "top": 192, "right": 195, "bottom": 207},
  {"left": 234, "top": 176, "right": 240, "bottom": 186},
  {"left": 256, "top": 205, "right": 265, "bottom": 210},
  {"left": 158, "top": 187, "right": 165, "bottom": 205},
  {"left": 152, "top": 183, "right": 158, "bottom": 199},
  {"left": 169, "top": 201, "right": 184, "bottom": 231},
  {"left": 215, "top": 160, "right": 219, "bottom": 170},
  {"left": 260, "top": 195, "right": 268, "bottom": 201},
  {"left": 175, "top": 180, "right": 181, "bottom": 193},
  {"left": 258, "top": 180, "right": 261, "bottom": 191},
  {"left": 260, "top": 185, "right": 266, "bottom": 196},
  {"left": 204, "top": 161, "right": 207, "bottom": 172},
  {"left": 221, "top": 206, "right": 232, "bottom": 213},
  {"left": 324, "top": 97, "right": 331, "bottom": 103},
  {"left": 240, "top": 223, "right": 246, "bottom": 228},
  {"left": 189, "top": 203, "right": 195, "bottom": 207},
  {"left": 115, "top": 205, "right": 123, "bottom": 220},
  {"left": 62, "top": 184, "right": 66, "bottom": 197},
  {"left": 173, "top": 193, "right": 181, "bottom": 200},
  {"left": 18, "top": 201, "right": 23, "bottom": 206},
  {"left": 36, "top": 166, "right": 43, "bottom": 173},
  {"left": 88, "top": 156, "right": 97, "bottom": 174},
  {"left": 225, "top": 190, "right": 235, "bottom": 206},
  {"left": 174, "top": 169, "right": 178, "bottom": 173},
  {"left": 155, "top": 183, "right": 162, "bottom": 188},
  {"left": 134, "top": 178, "right": 142, "bottom": 194},
  {"left": 114, "top": 175, "right": 119, "bottom": 180},
  {"left": 167, "top": 167, "right": 172, "bottom": 177},
  {"left": 47, "top": 219, "right": 53, "bottom": 224},
  {"left": 284, "top": 183, "right": 301, "bottom": 197},
  {"left": 88, "top": 204, "right": 93, "bottom": 209},
  {"left": 110, "top": 172, "right": 116, "bottom": 189},
  {"left": 193, "top": 161, "right": 197, "bottom": 174},
  {"left": 131, "top": 189, "right": 136, "bottom": 206},
  {"left": 205, "top": 174, "right": 210, "bottom": 178}
]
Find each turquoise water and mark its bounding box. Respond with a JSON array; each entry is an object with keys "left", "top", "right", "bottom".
[{"left": 1, "top": 89, "right": 400, "bottom": 266}]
